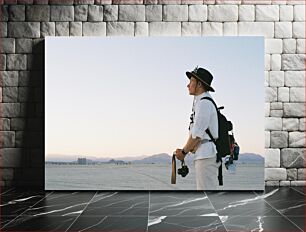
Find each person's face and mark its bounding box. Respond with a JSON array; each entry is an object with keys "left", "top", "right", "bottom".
[{"left": 187, "top": 77, "right": 198, "bottom": 95}]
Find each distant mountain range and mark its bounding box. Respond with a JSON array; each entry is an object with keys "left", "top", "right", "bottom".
[
  {"left": 133, "top": 153, "right": 172, "bottom": 164},
  {"left": 131, "top": 153, "right": 264, "bottom": 164},
  {"left": 46, "top": 153, "right": 264, "bottom": 164},
  {"left": 236, "top": 153, "right": 264, "bottom": 164}
]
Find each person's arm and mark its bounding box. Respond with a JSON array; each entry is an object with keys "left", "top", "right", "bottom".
[
  {"left": 184, "top": 134, "right": 202, "bottom": 153},
  {"left": 175, "top": 100, "right": 212, "bottom": 161},
  {"left": 175, "top": 135, "right": 201, "bottom": 161}
]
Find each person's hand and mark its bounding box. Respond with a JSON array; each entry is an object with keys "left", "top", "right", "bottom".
[{"left": 175, "top": 148, "right": 185, "bottom": 161}]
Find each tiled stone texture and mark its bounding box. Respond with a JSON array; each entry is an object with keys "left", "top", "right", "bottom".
[{"left": 0, "top": 2, "right": 305, "bottom": 187}]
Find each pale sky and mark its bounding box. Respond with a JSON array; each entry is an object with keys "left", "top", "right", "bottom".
[{"left": 46, "top": 36, "right": 264, "bottom": 158}]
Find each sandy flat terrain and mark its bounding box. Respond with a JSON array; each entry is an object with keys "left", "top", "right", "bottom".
[{"left": 45, "top": 162, "right": 264, "bottom": 191}]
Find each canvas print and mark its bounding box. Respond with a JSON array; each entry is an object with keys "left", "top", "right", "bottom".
[{"left": 45, "top": 36, "right": 265, "bottom": 190}]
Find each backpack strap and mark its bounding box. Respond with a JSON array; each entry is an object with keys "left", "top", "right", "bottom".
[
  {"left": 200, "top": 97, "right": 218, "bottom": 143},
  {"left": 200, "top": 96, "right": 218, "bottom": 110}
]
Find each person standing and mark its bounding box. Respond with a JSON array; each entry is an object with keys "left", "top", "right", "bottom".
[{"left": 175, "top": 66, "right": 220, "bottom": 190}]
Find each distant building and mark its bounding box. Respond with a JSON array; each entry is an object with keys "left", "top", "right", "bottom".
[
  {"left": 108, "top": 159, "right": 126, "bottom": 165},
  {"left": 77, "top": 158, "right": 87, "bottom": 165}
]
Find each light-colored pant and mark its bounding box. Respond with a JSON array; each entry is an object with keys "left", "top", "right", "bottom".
[{"left": 194, "top": 157, "right": 221, "bottom": 190}]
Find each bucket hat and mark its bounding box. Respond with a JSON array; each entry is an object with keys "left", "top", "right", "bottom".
[{"left": 186, "top": 66, "right": 215, "bottom": 92}]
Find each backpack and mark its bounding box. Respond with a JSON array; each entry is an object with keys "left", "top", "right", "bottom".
[
  {"left": 201, "top": 97, "right": 233, "bottom": 186},
  {"left": 229, "top": 134, "right": 240, "bottom": 161},
  {"left": 233, "top": 142, "right": 240, "bottom": 160}
]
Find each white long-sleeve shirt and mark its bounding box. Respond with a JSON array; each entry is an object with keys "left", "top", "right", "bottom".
[{"left": 189, "top": 92, "right": 219, "bottom": 160}]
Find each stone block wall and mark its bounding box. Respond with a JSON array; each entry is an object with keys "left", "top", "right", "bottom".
[{"left": 0, "top": 0, "right": 305, "bottom": 187}]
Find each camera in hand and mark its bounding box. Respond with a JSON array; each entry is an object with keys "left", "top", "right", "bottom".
[{"left": 177, "top": 160, "right": 189, "bottom": 177}]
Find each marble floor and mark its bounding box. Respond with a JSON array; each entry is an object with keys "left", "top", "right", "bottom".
[{"left": 0, "top": 187, "right": 305, "bottom": 231}]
